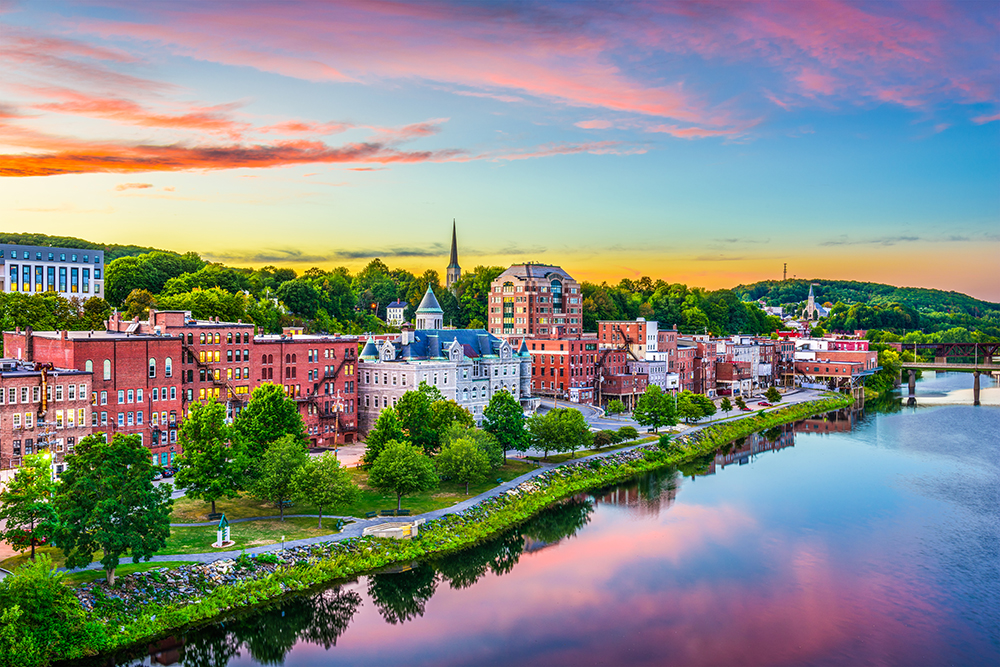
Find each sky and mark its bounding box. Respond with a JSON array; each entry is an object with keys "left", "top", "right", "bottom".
[{"left": 1, "top": 0, "right": 998, "bottom": 300}]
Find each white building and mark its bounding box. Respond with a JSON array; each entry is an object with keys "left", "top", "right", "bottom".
[
  {"left": 385, "top": 301, "right": 407, "bottom": 327},
  {"left": 358, "top": 287, "right": 537, "bottom": 432},
  {"left": 0, "top": 244, "right": 105, "bottom": 300}
]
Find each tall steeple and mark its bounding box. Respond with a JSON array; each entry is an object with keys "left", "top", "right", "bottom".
[{"left": 446, "top": 219, "right": 461, "bottom": 290}]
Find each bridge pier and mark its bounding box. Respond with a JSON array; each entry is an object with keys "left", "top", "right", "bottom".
[
  {"left": 907, "top": 369, "right": 916, "bottom": 406},
  {"left": 973, "top": 371, "right": 980, "bottom": 406}
]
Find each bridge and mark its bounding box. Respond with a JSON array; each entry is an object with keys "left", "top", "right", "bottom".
[{"left": 891, "top": 342, "right": 1000, "bottom": 406}]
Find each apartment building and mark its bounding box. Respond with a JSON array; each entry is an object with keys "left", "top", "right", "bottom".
[
  {"left": 0, "top": 244, "right": 105, "bottom": 300},
  {"left": 489, "top": 264, "right": 582, "bottom": 337}
]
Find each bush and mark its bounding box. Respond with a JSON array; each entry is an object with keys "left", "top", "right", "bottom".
[
  {"left": 592, "top": 430, "right": 617, "bottom": 449},
  {"left": 0, "top": 554, "right": 99, "bottom": 667}
]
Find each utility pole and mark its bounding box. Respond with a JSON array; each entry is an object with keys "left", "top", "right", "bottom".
[{"left": 783, "top": 263, "right": 787, "bottom": 282}]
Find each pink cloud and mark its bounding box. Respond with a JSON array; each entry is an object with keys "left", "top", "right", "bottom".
[
  {"left": 575, "top": 120, "right": 613, "bottom": 129},
  {"left": 972, "top": 112, "right": 1000, "bottom": 124},
  {"left": 114, "top": 182, "right": 153, "bottom": 190}
]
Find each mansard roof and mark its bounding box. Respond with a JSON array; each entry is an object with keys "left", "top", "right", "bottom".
[{"left": 375, "top": 329, "right": 508, "bottom": 361}]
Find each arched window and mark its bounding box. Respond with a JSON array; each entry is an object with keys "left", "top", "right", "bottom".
[
  {"left": 243, "top": 332, "right": 249, "bottom": 343},
  {"left": 103, "top": 360, "right": 111, "bottom": 380},
  {"left": 187, "top": 333, "right": 193, "bottom": 344},
  {"left": 165, "top": 357, "right": 173, "bottom": 377},
  {"left": 227, "top": 332, "right": 233, "bottom": 344},
  {"left": 462, "top": 388, "right": 469, "bottom": 401},
  {"left": 85, "top": 360, "right": 93, "bottom": 373},
  {"left": 285, "top": 354, "right": 290, "bottom": 364},
  {"left": 292, "top": 353, "right": 297, "bottom": 363},
  {"left": 148, "top": 358, "right": 156, "bottom": 378},
  {"left": 268, "top": 354, "right": 273, "bottom": 364},
  {"left": 200, "top": 333, "right": 206, "bottom": 344},
  {"left": 214, "top": 333, "right": 220, "bottom": 344},
  {"left": 262, "top": 354, "right": 267, "bottom": 364}
]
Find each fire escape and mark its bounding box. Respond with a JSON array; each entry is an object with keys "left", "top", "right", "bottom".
[
  {"left": 593, "top": 325, "right": 642, "bottom": 407},
  {"left": 298, "top": 350, "right": 357, "bottom": 442},
  {"left": 182, "top": 343, "right": 244, "bottom": 406}
]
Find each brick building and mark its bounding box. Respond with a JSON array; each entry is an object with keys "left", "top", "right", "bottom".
[
  {"left": 489, "top": 264, "right": 582, "bottom": 337},
  {"left": 4, "top": 328, "right": 184, "bottom": 466},
  {"left": 520, "top": 334, "right": 600, "bottom": 404},
  {"left": 0, "top": 359, "right": 91, "bottom": 480}
]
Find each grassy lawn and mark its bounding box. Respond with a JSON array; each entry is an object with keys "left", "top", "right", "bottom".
[
  {"left": 1, "top": 546, "right": 70, "bottom": 571},
  {"left": 158, "top": 516, "right": 344, "bottom": 555},
  {"left": 170, "top": 460, "right": 538, "bottom": 522}
]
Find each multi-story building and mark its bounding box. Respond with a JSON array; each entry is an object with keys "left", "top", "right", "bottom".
[
  {"left": 358, "top": 287, "right": 535, "bottom": 431},
  {"left": 598, "top": 318, "right": 658, "bottom": 359},
  {"left": 6, "top": 327, "right": 187, "bottom": 465},
  {"left": 385, "top": 301, "right": 407, "bottom": 327},
  {"left": 676, "top": 343, "right": 696, "bottom": 392},
  {"left": 0, "top": 358, "right": 92, "bottom": 480},
  {"left": 0, "top": 244, "right": 105, "bottom": 300},
  {"left": 488, "top": 264, "right": 582, "bottom": 337},
  {"left": 520, "top": 334, "right": 600, "bottom": 404}
]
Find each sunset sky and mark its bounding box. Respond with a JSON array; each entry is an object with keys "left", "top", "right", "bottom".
[{"left": 1, "top": 1, "right": 998, "bottom": 300}]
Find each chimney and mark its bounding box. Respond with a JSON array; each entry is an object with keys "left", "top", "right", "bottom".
[{"left": 60, "top": 330, "right": 68, "bottom": 340}]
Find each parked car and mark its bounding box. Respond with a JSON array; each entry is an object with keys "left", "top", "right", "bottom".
[
  {"left": 740, "top": 406, "right": 752, "bottom": 412},
  {"left": 757, "top": 401, "right": 771, "bottom": 407},
  {"left": 161, "top": 468, "right": 175, "bottom": 478}
]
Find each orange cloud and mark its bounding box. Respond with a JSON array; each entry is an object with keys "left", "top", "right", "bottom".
[{"left": 114, "top": 182, "right": 153, "bottom": 190}]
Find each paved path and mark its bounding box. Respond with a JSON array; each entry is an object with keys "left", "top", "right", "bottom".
[{"left": 63, "top": 388, "right": 827, "bottom": 572}]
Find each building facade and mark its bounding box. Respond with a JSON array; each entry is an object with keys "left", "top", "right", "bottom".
[
  {"left": 358, "top": 287, "right": 534, "bottom": 431},
  {"left": 0, "top": 244, "right": 105, "bottom": 300},
  {"left": 489, "top": 264, "right": 582, "bottom": 337},
  {"left": 0, "top": 359, "right": 91, "bottom": 480}
]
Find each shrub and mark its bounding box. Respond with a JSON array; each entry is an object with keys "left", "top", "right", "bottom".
[{"left": 617, "top": 426, "right": 638, "bottom": 442}]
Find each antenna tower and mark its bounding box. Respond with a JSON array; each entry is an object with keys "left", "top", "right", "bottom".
[{"left": 783, "top": 263, "right": 787, "bottom": 281}]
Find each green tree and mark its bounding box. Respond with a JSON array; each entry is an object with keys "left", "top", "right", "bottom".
[
  {"left": 234, "top": 383, "right": 307, "bottom": 468},
  {"left": 293, "top": 452, "right": 358, "bottom": 528},
  {"left": 617, "top": 425, "right": 638, "bottom": 441},
  {"left": 765, "top": 386, "right": 782, "bottom": 403},
  {"left": 250, "top": 435, "right": 309, "bottom": 520},
  {"left": 735, "top": 395, "right": 748, "bottom": 411},
  {"left": 633, "top": 385, "right": 677, "bottom": 432},
  {"left": 362, "top": 407, "right": 407, "bottom": 467},
  {"left": 528, "top": 408, "right": 591, "bottom": 459},
  {"left": 720, "top": 396, "right": 733, "bottom": 418},
  {"left": 429, "top": 400, "right": 475, "bottom": 446},
  {"left": 396, "top": 383, "right": 443, "bottom": 453},
  {"left": 0, "top": 454, "right": 57, "bottom": 561},
  {"left": 440, "top": 422, "right": 503, "bottom": 469},
  {"left": 482, "top": 390, "right": 528, "bottom": 461},
  {"left": 592, "top": 430, "right": 616, "bottom": 449},
  {"left": 367, "top": 564, "right": 438, "bottom": 625},
  {"left": 56, "top": 434, "right": 172, "bottom": 586},
  {"left": 123, "top": 288, "right": 157, "bottom": 319},
  {"left": 276, "top": 279, "right": 322, "bottom": 319},
  {"left": 175, "top": 399, "right": 239, "bottom": 515},
  {"left": 367, "top": 441, "right": 438, "bottom": 511},
  {"left": 0, "top": 554, "right": 93, "bottom": 667},
  {"left": 436, "top": 437, "right": 490, "bottom": 495},
  {"left": 606, "top": 399, "right": 626, "bottom": 419}
]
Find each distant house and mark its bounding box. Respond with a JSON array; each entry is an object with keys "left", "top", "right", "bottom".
[{"left": 386, "top": 301, "right": 407, "bottom": 327}]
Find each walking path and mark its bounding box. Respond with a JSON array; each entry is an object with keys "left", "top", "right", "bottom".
[{"left": 65, "top": 388, "right": 826, "bottom": 572}]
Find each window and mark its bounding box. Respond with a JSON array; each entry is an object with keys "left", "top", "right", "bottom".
[
  {"left": 137, "top": 411, "right": 143, "bottom": 425},
  {"left": 214, "top": 350, "right": 220, "bottom": 362},
  {"left": 117, "top": 413, "right": 125, "bottom": 427},
  {"left": 100, "top": 391, "right": 107, "bottom": 405},
  {"left": 68, "top": 384, "right": 76, "bottom": 400},
  {"left": 103, "top": 360, "right": 111, "bottom": 380},
  {"left": 127, "top": 389, "right": 134, "bottom": 403},
  {"left": 149, "top": 358, "right": 156, "bottom": 378},
  {"left": 200, "top": 333, "right": 206, "bottom": 344},
  {"left": 227, "top": 332, "right": 233, "bottom": 344},
  {"left": 165, "top": 357, "right": 172, "bottom": 377},
  {"left": 117, "top": 390, "right": 124, "bottom": 403},
  {"left": 55, "top": 385, "right": 64, "bottom": 401},
  {"left": 152, "top": 388, "right": 159, "bottom": 401},
  {"left": 227, "top": 349, "right": 233, "bottom": 362},
  {"left": 127, "top": 412, "right": 134, "bottom": 426},
  {"left": 170, "top": 387, "right": 176, "bottom": 400},
  {"left": 136, "top": 388, "right": 143, "bottom": 402},
  {"left": 101, "top": 411, "right": 107, "bottom": 425}
]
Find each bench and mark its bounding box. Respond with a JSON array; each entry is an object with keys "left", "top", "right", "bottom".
[
  {"left": 279, "top": 500, "right": 294, "bottom": 509},
  {"left": 397, "top": 509, "right": 411, "bottom": 516},
  {"left": 333, "top": 519, "right": 344, "bottom": 530},
  {"left": 365, "top": 511, "right": 377, "bottom": 519},
  {"left": 379, "top": 509, "right": 396, "bottom": 517},
  {"left": 207, "top": 512, "right": 223, "bottom": 521},
  {"left": 496, "top": 477, "right": 503, "bottom": 484}
]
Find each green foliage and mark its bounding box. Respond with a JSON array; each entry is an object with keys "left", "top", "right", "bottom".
[
  {"left": 440, "top": 422, "right": 503, "bottom": 469},
  {"left": 396, "top": 382, "right": 455, "bottom": 454},
  {"left": 362, "top": 407, "right": 407, "bottom": 467},
  {"left": 234, "top": 384, "right": 307, "bottom": 466},
  {"left": 527, "top": 408, "right": 592, "bottom": 459},
  {"left": 367, "top": 440, "right": 439, "bottom": 510},
  {"left": 617, "top": 426, "right": 638, "bottom": 441},
  {"left": 482, "top": 390, "right": 528, "bottom": 458},
  {"left": 175, "top": 399, "right": 240, "bottom": 515},
  {"left": 0, "top": 454, "right": 57, "bottom": 560},
  {"left": 56, "top": 433, "right": 173, "bottom": 585},
  {"left": 605, "top": 399, "right": 626, "bottom": 417},
  {"left": 105, "top": 250, "right": 204, "bottom": 306},
  {"left": 292, "top": 452, "right": 358, "bottom": 528},
  {"left": 677, "top": 390, "right": 716, "bottom": 423},
  {"left": 0, "top": 554, "right": 98, "bottom": 667},
  {"left": 436, "top": 437, "right": 491, "bottom": 494},
  {"left": 735, "top": 396, "right": 747, "bottom": 410},
  {"left": 765, "top": 386, "right": 782, "bottom": 403},
  {"left": 250, "top": 435, "right": 309, "bottom": 520},
  {"left": 633, "top": 385, "right": 677, "bottom": 432},
  {"left": 592, "top": 430, "right": 617, "bottom": 449},
  {"left": 720, "top": 397, "right": 733, "bottom": 416}
]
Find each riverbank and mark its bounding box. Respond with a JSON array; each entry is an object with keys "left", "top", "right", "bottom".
[{"left": 34, "top": 393, "right": 852, "bottom": 667}]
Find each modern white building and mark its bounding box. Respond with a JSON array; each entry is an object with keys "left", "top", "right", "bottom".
[{"left": 0, "top": 244, "right": 105, "bottom": 300}]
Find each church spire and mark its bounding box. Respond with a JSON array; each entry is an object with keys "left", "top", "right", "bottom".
[{"left": 446, "top": 218, "right": 461, "bottom": 289}]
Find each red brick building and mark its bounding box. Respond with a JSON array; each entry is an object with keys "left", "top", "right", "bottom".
[
  {"left": 489, "top": 264, "right": 582, "bottom": 337},
  {"left": 5, "top": 328, "right": 184, "bottom": 466},
  {"left": 519, "top": 335, "right": 600, "bottom": 404},
  {"left": 0, "top": 359, "right": 92, "bottom": 479}
]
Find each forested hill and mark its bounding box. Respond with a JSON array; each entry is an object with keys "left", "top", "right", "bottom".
[
  {"left": 735, "top": 279, "right": 999, "bottom": 316},
  {"left": 0, "top": 232, "right": 170, "bottom": 262}
]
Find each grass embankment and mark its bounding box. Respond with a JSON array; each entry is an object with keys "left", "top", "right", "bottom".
[
  {"left": 170, "top": 460, "right": 538, "bottom": 523},
  {"left": 63, "top": 562, "right": 197, "bottom": 586},
  {"left": 33, "top": 395, "right": 852, "bottom": 666},
  {"left": 160, "top": 517, "right": 341, "bottom": 555}
]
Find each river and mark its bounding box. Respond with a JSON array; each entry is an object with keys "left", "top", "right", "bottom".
[{"left": 96, "top": 374, "right": 1000, "bottom": 666}]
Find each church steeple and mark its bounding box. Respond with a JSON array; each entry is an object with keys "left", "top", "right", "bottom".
[{"left": 446, "top": 219, "right": 461, "bottom": 289}]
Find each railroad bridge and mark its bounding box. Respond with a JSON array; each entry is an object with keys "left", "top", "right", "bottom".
[{"left": 891, "top": 342, "right": 1000, "bottom": 406}]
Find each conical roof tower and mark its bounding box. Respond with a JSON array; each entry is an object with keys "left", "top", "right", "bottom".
[
  {"left": 415, "top": 285, "right": 444, "bottom": 330},
  {"left": 446, "top": 219, "right": 461, "bottom": 289}
]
